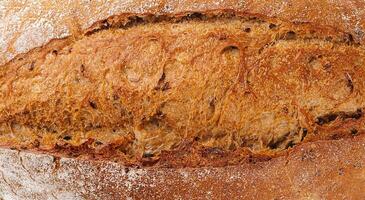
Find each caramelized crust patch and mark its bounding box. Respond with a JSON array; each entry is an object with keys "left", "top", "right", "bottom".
[{"left": 0, "top": 14, "right": 365, "bottom": 166}]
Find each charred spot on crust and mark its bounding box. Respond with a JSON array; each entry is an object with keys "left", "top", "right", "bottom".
[
  {"left": 222, "top": 45, "right": 239, "bottom": 53},
  {"left": 316, "top": 113, "right": 338, "bottom": 125},
  {"left": 182, "top": 12, "right": 204, "bottom": 21},
  {"left": 301, "top": 128, "right": 308, "bottom": 141},
  {"left": 316, "top": 109, "right": 363, "bottom": 125},
  {"left": 89, "top": 100, "right": 97, "bottom": 109},
  {"left": 142, "top": 152, "right": 154, "bottom": 158},
  {"left": 351, "top": 129, "right": 358, "bottom": 136},
  {"left": 269, "top": 23, "right": 277, "bottom": 29},
  {"left": 286, "top": 141, "right": 295, "bottom": 148},
  {"left": 345, "top": 109, "right": 363, "bottom": 119},
  {"left": 80, "top": 64, "right": 86, "bottom": 74},
  {"left": 63, "top": 135, "right": 72, "bottom": 141}
]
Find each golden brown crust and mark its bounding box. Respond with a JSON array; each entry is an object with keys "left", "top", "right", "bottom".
[
  {"left": 1, "top": 0, "right": 365, "bottom": 198},
  {"left": 0, "top": 135, "right": 364, "bottom": 199},
  {"left": 1, "top": 6, "right": 365, "bottom": 166}
]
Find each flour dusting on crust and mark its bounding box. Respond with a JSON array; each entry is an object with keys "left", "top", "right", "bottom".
[
  {"left": 0, "top": 136, "right": 364, "bottom": 199},
  {"left": 1, "top": 0, "right": 365, "bottom": 65}
]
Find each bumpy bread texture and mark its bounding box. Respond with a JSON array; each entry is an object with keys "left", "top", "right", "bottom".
[
  {"left": 0, "top": 0, "right": 365, "bottom": 199},
  {"left": 0, "top": 136, "right": 364, "bottom": 200},
  {"left": 1, "top": 0, "right": 365, "bottom": 165}
]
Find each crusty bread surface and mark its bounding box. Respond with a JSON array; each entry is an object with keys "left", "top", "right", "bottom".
[{"left": 0, "top": 0, "right": 365, "bottom": 199}]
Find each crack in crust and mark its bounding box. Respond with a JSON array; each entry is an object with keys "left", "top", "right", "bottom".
[
  {"left": 18, "top": 152, "right": 36, "bottom": 183},
  {"left": 0, "top": 168, "right": 17, "bottom": 196},
  {"left": 1, "top": 12, "right": 365, "bottom": 167}
]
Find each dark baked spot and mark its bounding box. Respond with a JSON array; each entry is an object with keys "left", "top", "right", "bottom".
[
  {"left": 267, "top": 131, "right": 300, "bottom": 150},
  {"left": 80, "top": 64, "right": 85, "bottom": 74},
  {"left": 301, "top": 128, "right": 308, "bottom": 141},
  {"left": 247, "top": 155, "right": 254, "bottom": 163},
  {"left": 222, "top": 45, "right": 239, "bottom": 53},
  {"left": 347, "top": 109, "right": 363, "bottom": 119},
  {"left": 102, "top": 20, "right": 111, "bottom": 29},
  {"left": 27, "top": 61, "right": 35, "bottom": 71},
  {"left": 244, "top": 27, "right": 251, "bottom": 33},
  {"left": 344, "top": 34, "right": 355, "bottom": 45},
  {"left": 164, "top": 5, "right": 171, "bottom": 11},
  {"left": 316, "top": 114, "right": 338, "bottom": 125},
  {"left": 345, "top": 73, "right": 354, "bottom": 92},
  {"left": 316, "top": 109, "right": 363, "bottom": 125},
  {"left": 162, "top": 82, "right": 170, "bottom": 91},
  {"left": 308, "top": 56, "right": 316, "bottom": 63},
  {"left": 63, "top": 135, "right": 72, "bottom": 141},
  {"left": 155, "top": 72, "right": 171, "bottom": 91},
  {"left": 143, "top": 152, "right": 154, "bottom": 158},
  {"left": 282, "top": 107, "right": 289, "bottom": 114},
  {"left": 182, "top": 12, "right": 204, "bottom": 21},
  {"left": 269, "top": 23, "right": 277, "bottom": 29},
  {"left": 129, "top": 16, "right": 144, "bottom": 24},
  {"left": 286, "top": 141, "right": 295, "bottom": 148},
  {"left": 89, "top": 100, "right": 97, "bottom": 109},
  {"left": 284, "top": 31, "right": 296, "bottom": 40},
  {"left": 351, "top": 129, "right": 358, "bottom": 136}
]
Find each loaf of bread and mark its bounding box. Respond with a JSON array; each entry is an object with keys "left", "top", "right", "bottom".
[{"left": 0, "top": 0, "right": 364, "bottom": 199}]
